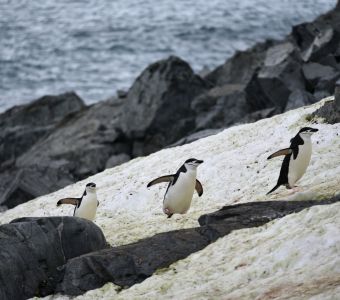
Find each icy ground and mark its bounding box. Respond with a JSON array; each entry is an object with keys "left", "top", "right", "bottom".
[{"left": 1, "top": 97, "right": 339, "bottom": 299}]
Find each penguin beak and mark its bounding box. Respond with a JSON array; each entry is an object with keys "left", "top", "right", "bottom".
[
  {"left": 310, "top": 128, "right": 318, "bottom": 133},
  {"left": 195, "top": 160, "right": 204, "bottom": 164}
]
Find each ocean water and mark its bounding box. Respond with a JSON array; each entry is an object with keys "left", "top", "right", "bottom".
[{"left": 0, "top": 0, "right": 336, "bottom": 112}]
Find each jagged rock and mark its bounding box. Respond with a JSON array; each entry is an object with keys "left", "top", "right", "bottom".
[
  {"left": 192, "top": 84, "right": 250, "bottom": 130},
  {"left": 0, "top": 217, "right": 107, "bottom": 300},
  {"left": 0, "top": 166, "right": 74, "bottom": 209},
  {"left": 292, "top": 22, "right": 340, "bottom": 62},
  {"left": 312, "top": 85, "right": 340, "bottom": 124},
  {"left": 238, "top": 107, "right": 280, "bottom": 124},
  {"left": 302, "top": 62, "right": 338, "bottom": 88},
  {"left": 16, "top": 98, "right": 128, "bottom": 179},
  {"left": 285, "top": 90, "right": 317, "bottom": 111},
  {"left": 105, "top": 153, "right": 131, "bottom": 169},
  {"left": 121, "top": 56, "right": 210, "bottom": 155},
  {"left": 245, "top": 42, "right": 305, "bottom": 111},
  {"left": 0, "top": 92, "right": 85, "bottom": 167},
  {"left": 204, "top": 41, "right": 272, "bottom": 86},
  {"left": 55, "top": 198, "right": 339, "bottom": 296},
  {"left": 170, "top": 129, "right": 223, "bottom": 147}
]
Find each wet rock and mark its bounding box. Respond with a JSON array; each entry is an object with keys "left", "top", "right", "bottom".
[
  {"left": 0, "top": 217, "right": 107, "bottom": 300},
  {"left": 55, "top": 198, "right": 339, "bottom": 296},
  {"left": 122, "top": 56, "right": 209, "bottom": 155},
  {"left": 285, "top": 90, "right": 317, "bottom": 111}
]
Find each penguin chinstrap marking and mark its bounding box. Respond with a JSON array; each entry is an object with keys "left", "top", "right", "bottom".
[
  {"left": 56, "top": 182, "right": 99, "bottom": 221},
  {"left": 147, "top": 158, "right": 204, "bottom": 218},
  {"left": 267, "top": 127, "right": 318, "bottom": 195}
]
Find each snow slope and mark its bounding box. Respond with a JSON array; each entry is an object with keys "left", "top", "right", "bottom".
[{"left": 1, "top": 97, "right": 339, "bottom": 299}]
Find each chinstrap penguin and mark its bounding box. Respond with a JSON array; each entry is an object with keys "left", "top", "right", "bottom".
[
  {"left": 56, "top": 182, "right": 99, "bottom": 220},
  {"left": 267, "top": 127, "right": 318, "bottom": 194},
  {"left": 147, "top": 158, "right": 204, "bottom": 218}
]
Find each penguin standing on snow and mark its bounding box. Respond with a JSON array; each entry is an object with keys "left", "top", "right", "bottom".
[
  {"left": 56, "top": 182, "right": 99, "bottom": 221},
  {"left": 147, "top": 158, "right": 204, "bottom": 218},
  {"left": 267, "top": 127, "right": 318, "bottom": 194}
]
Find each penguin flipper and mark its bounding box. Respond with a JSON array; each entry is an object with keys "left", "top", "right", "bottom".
[
  {"left": 195, "top": 179, "right": 203, "bottom": 196},
  {"left": 267, "top": 148, "right": 292, "bottom": 160},
  {"left": 266, "top": 184, "right": 281, "bottom": 195},
  {"left": 57, "top": 198, "right": 80, "bottom": 207},
  {"left": 147, "top": 175, "right": 175, "bottom": 187}
]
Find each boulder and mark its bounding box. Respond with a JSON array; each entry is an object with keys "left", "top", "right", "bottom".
[
  {"left": 169, "top": 129, "right": 223, "bottom": 147},
  {"left": 204, "top": 41, "right": 273, "bottom": 86},
  {"left": 0, "top": 166, "right": 74, "bottom": 209},
  {"left": 192, "top": 84, "right": 250, "bottom": 130},
  {"left": 302, "top": 62, "right": 338, "bottom": 88},
  {"left": 16, "top": 98, "right": 129, "bottom": 179},
  {"left": 55, "top": 198, "right": 339, "bottom": 296},
  {"left": 105, "top": 153, "right": 131, "bottom": 169},
  {"left": 0, "top": 92, "right": 85, "bottom": 167},
  {"left": 0, "top": 217, "right": 107, "bottom": 300},
  {"left": 121, "top": 56, "right": 210, "bottom": 155},
  {"left": 292, "top": 22, "right": 340, "bottom": 62},
  {"left": 312, "top": 82, "right": 340, "bottom": 124},
  {"left": 245, "top": 42, "right": 305, "bottom": 111},
  {"left": 285, "top": 90, "right": 317, "bottom": 112}
]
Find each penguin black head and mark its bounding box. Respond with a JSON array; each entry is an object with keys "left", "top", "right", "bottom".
[
  {"left": 298, "top": 127, "right": 318, "bottom": 137},
  {"left": 85, "top": 182, "right": 96, "bottom": 192},
  {"left": 184, "top": 158, "right": 204, "bottom": 169}
]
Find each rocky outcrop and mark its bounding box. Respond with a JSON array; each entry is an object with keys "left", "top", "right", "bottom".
[
  {"left": 122, "top": 56, "right": 210, "bottom": 155},
  {"left": 0, "top": 217, "right": 107, "bottom": 300},
  {"left": 55, "top": 197, "right": 339, "bottom": 296}
]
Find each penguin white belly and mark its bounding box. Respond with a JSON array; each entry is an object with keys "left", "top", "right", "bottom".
[
  {"left": 75, "top": 195, "right": 97, "bottom": 221},
  {"left": 288, "top": 141, "right": 312, "bottom": 187},
  {"left": 164, "top": 172, "right": 196, "bottom": 214}
]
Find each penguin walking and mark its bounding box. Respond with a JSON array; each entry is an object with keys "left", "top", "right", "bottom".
[
  {"left": 267, "top": 127, "right": 318, "bottom": 194},
  {"left": 147, "top": 158, "right": 204, "bottom": 218},
  {"left": 57, "top": 182, "right": 99, "bottom": 220}
]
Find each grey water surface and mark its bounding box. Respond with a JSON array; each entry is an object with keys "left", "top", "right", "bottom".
[{"left": 0, "top": 0, "right": 336, "bottom": 112}]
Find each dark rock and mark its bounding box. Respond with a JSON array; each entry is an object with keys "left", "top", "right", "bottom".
[
  {"left": 292, "top": 22, "right": 339, "bottom": 62},
  {"left": 0, "top": 217, "right": 107, "bottom": 300},
  {"left": 245, "top": 42, "right": 305, "bottom": 111},
  {"left": 105, "top": 153, "right": 131, "bottom": 169},
  {"left": 238, "top": 107, "right": 280, "bottom": 124},
  {"left": 312, "top": 84, "right": 340, "bottom": 123},
  {"left": 198, "top": 197, "right": 340, "bottom": 226},
  {"left": 192, "top": 84, "right": 250, "bottom": 130},
  {"left": 170, "top": 129, "right": 223, "bottom": 147},
  {"left": 121, "top": 56, "right": 210, "bottom": 155},
  {"left": 285, "top": 90, "right": 317, "bottom": 111},
  {"left": 0, "top": 92, "right": 85, "bottom": 167},
  {"left": 16, "top": 98, "right": 128, "bottom": 180},
  {"left": 0, "top": 166, "right": 74, "bottom": 209},
  {"left": 204, "top": 41, "right": 273, "bottom": 86},
  {"left": 302, "top": 62, "right": 338, "bottom": 88},
  {"left": 56, "top": 197, "right": 339, "bottom": 296}
]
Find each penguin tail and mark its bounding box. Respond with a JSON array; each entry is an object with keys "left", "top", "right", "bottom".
[{"left": 267, "top": 184, "right": 280, "bottom": 195}]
